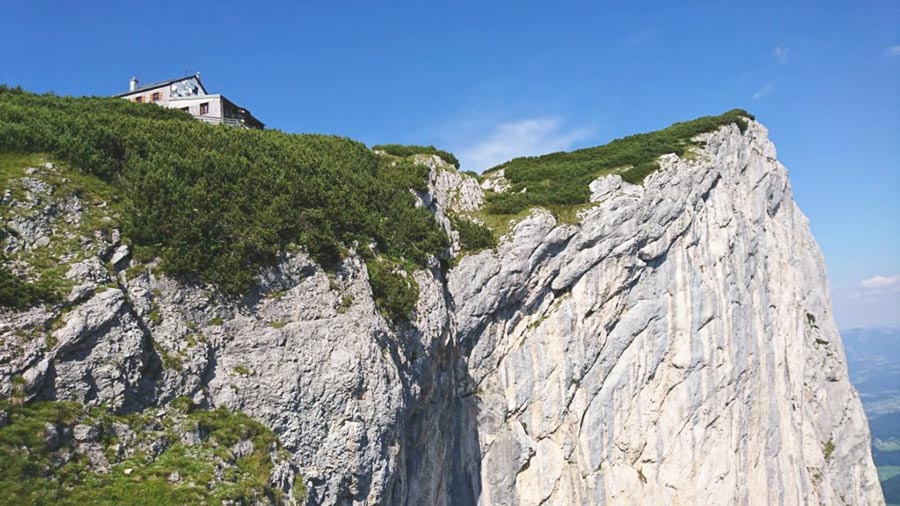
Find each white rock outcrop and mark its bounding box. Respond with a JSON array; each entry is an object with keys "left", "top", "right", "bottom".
[
  {"left": 450, "top": 121, "right": 883, "bottom": 505},
  {"left": 0, "top": 120, "right": 883, "bottom": 505}
]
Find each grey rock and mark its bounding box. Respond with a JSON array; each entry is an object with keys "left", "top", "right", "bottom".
[
  {"left": 73, "top": 424, "right": 99, "bottom": 443},
  {"left": 110, "top": 244, "right": 130, "bottom": 268},
  {"left": 44, "top": 423, "right": 62, "bottom": 451},
  {"left": 110, "top": 422, "right": 133, "bottom": 439},
  {"left": 449, "top": 121, "right": 883, "bottom": 505},
  {"left": 481, "top": 169, "right": 511, "bottom": 193},
  {"left": 66, "top": 257, "right": 112, "bottom": 285},
  {"left": 588, "top": 173, "right": 623, "bottom": 202},
  {"left": 65, "top": 257, "right": 113, "bottom": 303},
  {"left": 421, "top": 156, "right": 484, "bottom": 213},
  {"left": 43, "top": 288, "right": 148, "bottom": 410},
  {"left": 180, "top": 424, "right": 202, "bottom": 446},
  {"left": 21, "top": 358, "right": 50, "bottom": 401},
  {"left": 230, "top": 439, "right": 255, "bottom": 461},
  {"left": 77, "top": 442, "right": 110, "bottom": 471}
]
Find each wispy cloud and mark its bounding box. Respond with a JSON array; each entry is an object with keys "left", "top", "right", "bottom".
[
  {"left": 886, "top": 45, "right": 900, "bottom": 56},
  {"left": 752, "top": 81, "right": 775, "bottom": 100},
  {"left": 454, "top": 118, "right": 592, "bottom": 172},
  {"left": 846, "top": 274, "right": 900, "bottom": 301},
  {"left": 859, "top": 274, "right": 900, "bottom": 293},
  {"left": 833, "top": 274, "right": 900, "bottom": 328},
  {"left": 774, "top": 43, "right": 789, "bottom": 63}
]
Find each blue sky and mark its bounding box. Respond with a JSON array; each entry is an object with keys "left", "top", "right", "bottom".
[{"left": 1, "top": 0, "right": 898, "bottom": 328}]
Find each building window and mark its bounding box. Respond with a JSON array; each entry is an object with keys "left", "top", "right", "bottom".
[
  {"left": 180, "top": 107, "right": 189, "bottom": 113},
  {"left": 151, "top": 92, "right": 161, "bottom": 102},
  {"left": 200, "top": 102, "right": 209, "bottom": 115},
  {"left": 134, "top": 96, "right": 143, "bottom": 103}
]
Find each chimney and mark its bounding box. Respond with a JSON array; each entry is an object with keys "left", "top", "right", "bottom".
[{"left": 129, "top": 77, "right": 138, "bottom": 92}]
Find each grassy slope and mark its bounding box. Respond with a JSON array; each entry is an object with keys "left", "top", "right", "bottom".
[
  {"left": 0, "top": 87, "right": 448, "bottom": 319},
  {"left": 0, "top": 400, "right": 292, "bottom": 506},
  {"left": 476, "top": 109, "right": 753, "bottom": 235}
]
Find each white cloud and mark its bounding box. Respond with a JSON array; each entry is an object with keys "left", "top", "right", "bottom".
[
  {"left": 454, "top": 118, "right": 592, "bottom": 172},
  {"left": 774, "top": 43, "right": 789, "bottom": 62},
  {"left": 752, "top": 81, "right": 775, "bottom": 100},
  {"left": 886, "top": 45, "right": 900, "bottom": 56},
  {"left": 860, "top": 274, "right": 900, "bottom": 291},
  {"left": 833, "top": 275, "right": 900, "bottom": 328},
  {"left": 848, "top": 274, "right": 900, "bottom": 301}
]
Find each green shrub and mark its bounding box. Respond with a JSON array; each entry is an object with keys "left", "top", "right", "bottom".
[
  {"left": 823, "top": 438, "right": 835, "bottom": 460},
  {"left": 0, "top": 87, "right": 448, "bottom": 298},
  {"left": 483, "top": 109, "right": 754, "bottom": 215},
  {"left": 0, "top": 264, "right": 56, "bottom": 309},
  {"left": 461, "top": 170, "right": 483, "bottom": 182},
  {"left": 378, "top": 159, "right": 431, "bottom": 192},
  {"left": 371, "top": 143, "right": 460, "bottom": 169},
  {"left": 366, "top": 256, "right": 419, "bottom": 321},
  {"left": 448, "top": 214, "right": 495, "bottom": 252}
]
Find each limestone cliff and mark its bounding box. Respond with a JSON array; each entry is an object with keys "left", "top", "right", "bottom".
[{"left": 0, "top": 120, "right": 883, "bottom": 504}]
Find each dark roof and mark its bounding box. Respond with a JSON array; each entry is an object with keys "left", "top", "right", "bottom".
[{"left": 115, "top": 74, "right": 208, "bottom": 97}]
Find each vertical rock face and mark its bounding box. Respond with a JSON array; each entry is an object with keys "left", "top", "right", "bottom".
[
  {"left": 0, "top": 120, "right": 883, "bottom": 505},
  {"left": 449, "top": 121, "right": 883, "bottom": 505}
]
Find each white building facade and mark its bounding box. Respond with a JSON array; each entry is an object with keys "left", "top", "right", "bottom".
[{"left": 117, "top": 74, "right": 264, "bottom": 129}]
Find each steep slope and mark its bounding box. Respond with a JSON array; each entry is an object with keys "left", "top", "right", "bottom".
[{"left": 0, "top": 105, "right": 883, "bottom": 504}]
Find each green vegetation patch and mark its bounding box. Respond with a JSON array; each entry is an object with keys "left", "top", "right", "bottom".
[
  {"left": 822, "top": 438, "right": 835, "bottom": 460},
  {"left": 461, "top": 170, "right": 482, "bottom": 183},
  {"left": 0, "top": 87, "right": 448, "bottom": 304},
  {"left": 448, "top": 214, "right": 495, "bottom": 252},
  {"left": 0, "top": 400, "right": 289, "bottom": 506},
  {"left": 366, "top": 256, "right": 419, "bottom": 322},
  {"left": 371, "top": 143, "right": 460, "bottom": 169},
  {"left": 0, "top": 263, "right": 57, "bottom": 309},
  {"left": 482, "top": 109, "right": 754, "bottom": 216}
]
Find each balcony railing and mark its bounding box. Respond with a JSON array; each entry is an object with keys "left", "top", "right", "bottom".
[{"left": 194, "top": 115, "right": 247, "bottom": 127}]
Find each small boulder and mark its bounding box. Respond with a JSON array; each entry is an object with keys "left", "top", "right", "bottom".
[
  {"left": 180, "top": 423, "right": 202, "bottom": 446},
  {"left": 44, "top": 423, "right": 62, "bottom": 451},
  {"left": 110, "top": 422, "right": 133, "bottom": 439},
  {"left": 110, "top": 245, "right": 130, "bottom": 268},
  {"left": 229, "top": 439, "right": 255, "bottom": 461},
  {"left": 73, "top": 424, "right": 99, "bottom": 443},
  {"left": 21, "top": 358, "right": 49, "bottom": 399}
]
